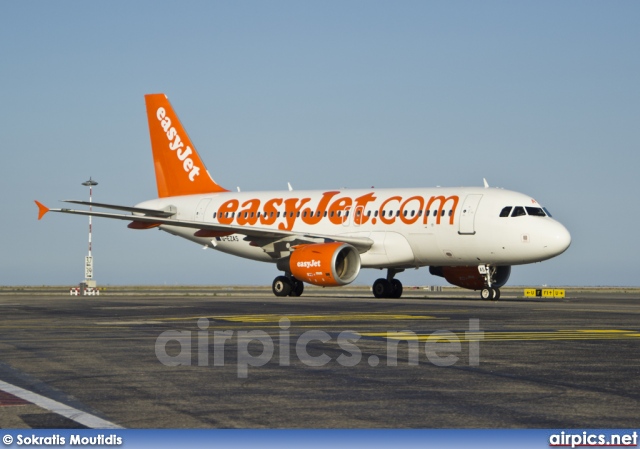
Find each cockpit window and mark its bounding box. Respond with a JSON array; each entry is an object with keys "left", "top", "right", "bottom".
[
  {"left": 543, "top": 207, "right": 552, "bottom": 218},
  {"left": 525, "top": 207, "right": 546, "bottom": 217},
  {"left": 500, "top": 206, "right": 512, "bottom": 217},
  {"left": 511, "top": 206, "right": 526, "bottom": 217}
]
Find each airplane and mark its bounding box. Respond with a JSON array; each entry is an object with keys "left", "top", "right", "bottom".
[{"left": 35, "top": 93, "right": 571, "bottom": 300}]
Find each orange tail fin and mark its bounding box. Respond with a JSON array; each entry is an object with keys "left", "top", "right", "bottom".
[{"left": 144, "top": 93, "right": 228, "bottom": 198}]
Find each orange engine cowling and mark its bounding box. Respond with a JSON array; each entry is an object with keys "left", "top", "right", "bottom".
[
  {"left": 288, "top": 242, "right": 361, "bottom": 287},
  {"left": 429, "top": 266, "right": 511, "bottom": 290}
]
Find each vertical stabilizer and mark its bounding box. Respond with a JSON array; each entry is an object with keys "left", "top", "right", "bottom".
[{"left": 144, "top": 93, "right": 228, "bottom": 198}]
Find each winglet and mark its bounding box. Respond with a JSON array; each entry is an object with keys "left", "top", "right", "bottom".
[{"left": 35, "top": 201, "right": 50, "bottom": 220}]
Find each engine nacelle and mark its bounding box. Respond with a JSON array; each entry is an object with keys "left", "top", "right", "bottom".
[
  {"left": 429, "top": 266, "right": 511, "bottom": 290},
  {"left": 287, "top": 242, "right": 361, "bottom": 287}
]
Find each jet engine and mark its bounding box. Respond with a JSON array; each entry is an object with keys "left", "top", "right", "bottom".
[
  {"left": 429, "top": 265, "right": 511, "bottom": 290},
  {"left": 286, "top": 242, "right": 361, "bottom": 287}
]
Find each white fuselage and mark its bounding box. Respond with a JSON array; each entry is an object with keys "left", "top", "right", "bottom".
[{"left": 136, "top": 186, "right": 571, "bottom": 269}]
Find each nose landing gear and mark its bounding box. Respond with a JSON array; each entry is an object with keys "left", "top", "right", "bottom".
[
  {"left": 480, "top": 287, "right": 501, "bottom": 300},
  {"left": 478, "top": 265, "right": 500, "bottom": 300}
]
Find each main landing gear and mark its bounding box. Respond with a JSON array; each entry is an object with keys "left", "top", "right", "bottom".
[
  {"left": 478, "top": 265, "right": 500, "bottom": 301},
  {"left": 372, "top": 269, "right": 404, "bottom": 299},
  {"left": 272, "top": 275, "right": 304, "bottom": 297}
]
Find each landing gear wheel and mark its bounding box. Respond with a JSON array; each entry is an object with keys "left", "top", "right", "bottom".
[
  {"left": 373, "top": 278, "right": 392, "bottom": 298},
  {"left": 290, "top": 279, "right": 304, "bottom": 297},
  {"left": 272, "top": 276, "right": 292, "bottom": 297},
  {"left": 390, "top": 279, "right": 403, "bottom": 299},
  {"left": 481, "top": 287, "right": 494, "bottom": 300},
  {"left": 492, "top": 288, "right": 500, "bottom": 300}
]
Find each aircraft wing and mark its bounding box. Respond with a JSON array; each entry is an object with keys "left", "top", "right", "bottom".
[
  {"left": 61, "top": 200, "right": 176, "bottom": 217},
  {"left": 35, "top": 200, "right": 374, "bottom": 252}
]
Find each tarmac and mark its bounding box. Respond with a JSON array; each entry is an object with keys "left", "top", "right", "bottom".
[{"left": 0, "top": 286, "right": 639, "bottom": 428}]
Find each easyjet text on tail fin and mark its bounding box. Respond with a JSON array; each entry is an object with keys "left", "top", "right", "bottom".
[{"left": 145, "top": 93, "right": 228, "bottom": 197}]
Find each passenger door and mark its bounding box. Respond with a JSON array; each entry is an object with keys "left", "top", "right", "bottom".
[{"left": 458, "top": 194, "right": 483, "bottom": 235}]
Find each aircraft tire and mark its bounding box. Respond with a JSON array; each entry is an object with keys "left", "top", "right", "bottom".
[
  {"left": 290, "top": 279, "right": 304, "bottom": 297},
  {"left": 391, "top": 279, "right": 403, "bottom": 299},
  {"left": 481, "top": 287, "right": 494, "bottom": 300},
  {"left": 373, "top": 278, "right": 392, "bottom": 298},
  {"left": 492, "top": 288, "right": 500, "bottom": 300},
  {"left": 273, "top": 276, "right": 292, "bottom": 297}
]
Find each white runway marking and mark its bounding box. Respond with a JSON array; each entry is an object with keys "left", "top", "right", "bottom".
[{"left": 0, "top": 379, "right": 123, "bottom": 429}]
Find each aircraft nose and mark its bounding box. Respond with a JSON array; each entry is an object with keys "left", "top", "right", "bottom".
[{"left": 545, "top": 221, "right": 571, "bottom": 256}]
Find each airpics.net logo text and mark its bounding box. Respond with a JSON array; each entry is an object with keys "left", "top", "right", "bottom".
[{"left": 155, "top": 318, "right": 483, "bottom": 378}]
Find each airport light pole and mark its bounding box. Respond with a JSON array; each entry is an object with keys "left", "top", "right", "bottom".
[{"left": 82, "top": 177, "right": 98, "bottom": 287}]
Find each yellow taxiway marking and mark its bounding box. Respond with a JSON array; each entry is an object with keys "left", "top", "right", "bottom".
[
  {"left": 195, "top": 313, "right": 442, "bottom": 323},
  {"left": 361, "top": 329, "right": 640, "bottom": 342},
  {"left": 90, "top": 312, "right": 447, "bottom": 326},
  {"left": 151, "top": 312, "right": 446, "bottom": 324}
]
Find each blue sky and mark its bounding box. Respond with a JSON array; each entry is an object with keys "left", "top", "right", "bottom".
[{"left": 2, "top": 1, "right": 639, "bottom": 286}]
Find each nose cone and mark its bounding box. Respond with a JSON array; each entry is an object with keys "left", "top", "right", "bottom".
[{"left": 545, "top": 220, "right": 571, "bottom": 257}]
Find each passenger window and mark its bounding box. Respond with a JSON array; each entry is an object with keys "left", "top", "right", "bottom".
[
  {"left": 213, "top": 212, "right": 217, "bottom": 219},
  {"left": 441, "top": 210, "right": 445, "bottom": 217},
  {"left": 500, "top": 207, "right": 512, "bottom": 217},
  {"left": 511, "top": 207, "right": 526, "bottom": 217},
  {"left": 525, "top": 207, "right": 546, "bottom": 217},
  {"left": 448, "top": 210, "right": 452, "bottom": 217}
]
